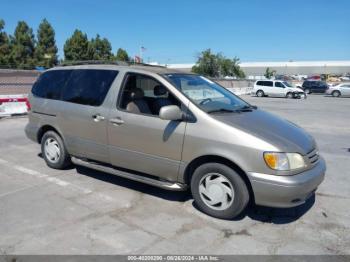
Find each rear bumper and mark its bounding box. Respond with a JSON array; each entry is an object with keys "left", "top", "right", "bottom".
[
  {"left": 248, "top": 157, "right": 326, "bottom": 208},
  {"left": 25, "top": 122, "right": 39, "bottom": 143}
]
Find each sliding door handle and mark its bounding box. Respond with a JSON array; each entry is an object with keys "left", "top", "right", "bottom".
[
  {"left": 110, "top": 117, "right": 124, "bottom": 125},
  {"left": 92, "top": 114, "right": 105, "bottom": 122}
]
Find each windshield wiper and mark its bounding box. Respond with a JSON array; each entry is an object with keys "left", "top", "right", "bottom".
[
  {"left": 240, "top": 105, "right": 257, "bottom": 110},
  {"left": 207, "top": 105, "right": 257, "bottom": 114},
  {"left": 207, "top": 108, "right": 237, "bottom": 114}
]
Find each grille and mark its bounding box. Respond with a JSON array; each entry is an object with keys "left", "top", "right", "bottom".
[{"left": 307, "top": 148, "right": 319, "bottom": 165}]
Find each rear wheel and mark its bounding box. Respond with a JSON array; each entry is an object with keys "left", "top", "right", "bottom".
[
  {"left": 191, "top": 163, "right": 249, "bottom": 219},
  {"left": 41, "top": 131, "right": 71, "bottom": 169},
  {"left": 332, "top": 90, "right": 341, "bottom": 97},
  {"left": 256, "top": 90, "right": 265, "bottom": 97}
]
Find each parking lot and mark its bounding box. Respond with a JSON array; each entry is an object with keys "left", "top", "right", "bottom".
[{"left": 0, "top": 95, "right": 349, "bottom": 255}]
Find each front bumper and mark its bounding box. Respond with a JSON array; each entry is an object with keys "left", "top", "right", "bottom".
[
  {"left": 248, "top": 157, "right": 326, "bottom": 208},
  {"left": 295, "top": 92, "right": 306, "bottom": 98}
]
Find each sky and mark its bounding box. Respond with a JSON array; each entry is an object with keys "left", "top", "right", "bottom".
[{"left": 1, "top": 0, "right": 349, "bottom": 63}]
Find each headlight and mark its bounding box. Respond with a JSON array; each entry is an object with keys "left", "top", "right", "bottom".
[{"left": 263, "top": 152, "right": 306, "bottom": 171}]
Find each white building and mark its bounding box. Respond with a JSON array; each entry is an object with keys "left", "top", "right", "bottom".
[{"left": 166, "top": 61, "right": 350, "bottom": 77}]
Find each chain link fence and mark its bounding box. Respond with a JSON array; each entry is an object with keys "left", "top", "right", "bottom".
[
  {"left": 0, "top": 69, "right": 40, "bottom": 95},
  {"left": 0, "top": 69, "right": 255, "bottom": 96}
]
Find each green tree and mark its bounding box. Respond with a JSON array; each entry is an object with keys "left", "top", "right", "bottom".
[
  {"left": 264, "top": 67, "right": 276, "bottom": 79},
  {"left": 219, "top": 56, "right": 245, "bottom": 78},
  {"left": 0, "top": 19, "right": 11, "bottom": 67},
  {"left": 115, "top": 48, "right": 129, "bottom": 62},
  {"left": 10, "top": 21, "right": 36, "bottom": 69},
  {"left": 192, "top": 49, "right": 220, "bottom": 77},
  {"left": 192, "top": 49, "right": 245, "bottom": 78},
  {"left": 35, "top": 19, "right": 58, "bottom": 68},
  {"left": 89, "top": 34, "right": 113, "bottom": 60},
  {"left": 64, "top": 30, "right": 90, "bottom": 61}
]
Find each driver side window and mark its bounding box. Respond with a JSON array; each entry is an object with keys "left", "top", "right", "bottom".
[
  {"left": 275, "top": 82, "right": 285, "bottom": 88},
  {"left": 118, "top": 73, "right": 180, "bottom": 116}
]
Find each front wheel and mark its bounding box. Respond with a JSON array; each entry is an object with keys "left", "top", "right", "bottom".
[
  {"left": 191, "top": 163, "right": 249, "bottom": 219},
  {"left": 286, "top": 92, "right": 294, "bottom": 99},
  {"left": 332, "top": 90, "right": 341, "bottom": 97},
  {"left": 41, "top": 131, "right": 71, "bottom": 169}
]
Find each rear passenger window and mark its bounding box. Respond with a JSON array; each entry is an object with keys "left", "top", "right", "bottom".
[
  {"left": 264, "top": 81, "right": 273, "bottom": 87},
  {"left": 32, "top": 70, "right": 72, "bottom": 99},
  {"left": 257, "top": 81, "right": 273, "bottom": 86},
  {"left": 61, "top": 69, "right": 118, "bottom": 106}
]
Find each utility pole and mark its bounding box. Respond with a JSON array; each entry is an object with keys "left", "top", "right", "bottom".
[{"left": 139, "top": 46, "right": 143, "bottom": 63}]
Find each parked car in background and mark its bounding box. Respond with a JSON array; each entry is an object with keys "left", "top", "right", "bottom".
[
  {"left": 291, "top": 75, "right": 308, "bottom": 81},
  {"left": 275, "top": 75, "right": 292, "bottom": 81},
  {"left": 326, "top": 83, "right": 350, "bottom": 97},
  {"left": 340, "top": 76, "right": 350, "bottom": 81},
  {"left": 327, "top": 76, "right": 341, "bottom": 82},
  {"left": 307, "top": 75, "right": 321, "bottom": 81},
  {"left": 301, "top": 80, "right": 328, "bottom": 94},
  {"left": 253, "top": 80, "right": 305, "bottom": 98},
  {"left": 25, "top": 63, "right": 325, "bottom": 219}
]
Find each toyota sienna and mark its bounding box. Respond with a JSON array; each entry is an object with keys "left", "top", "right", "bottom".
[{"left": 25, "top": 63, "right": 326, "bottom": 219}]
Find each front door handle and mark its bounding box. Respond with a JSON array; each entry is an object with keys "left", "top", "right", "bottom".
[
  {"left": 110, "top": 117, "right": 124, "bottom": 125},
  {"left": 92, "top": 114, "right": 105, "bottom": 122}
]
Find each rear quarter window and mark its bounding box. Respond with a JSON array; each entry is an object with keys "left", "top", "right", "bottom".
[
  {"left": 61, "top": 69, "right": 118, "bottom": 106},
  {"left": 32, "top": 70, "right": 72, "bottom": 100},
  {"left": 256, "top": 81, "right": 273, "bottom": 86}
]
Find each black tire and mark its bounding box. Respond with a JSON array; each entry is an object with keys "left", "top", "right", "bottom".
[
  {"left": 256, "top": 90, "right": 265, "bottom": 97},
  {"left": 286, "top": 92, "right": 294, "bottom": 99},
  {"left": 41, "top": 131, "right": 71, "bottom": 169},
  {"left": 332, "top": 90, "right": 341, "bottom": 97},
  {"left": 190, "top": 163, "right": 249, "bottom": 220},
  {"left": 304, "top": 88, "right": 311, "bottom": 94}
]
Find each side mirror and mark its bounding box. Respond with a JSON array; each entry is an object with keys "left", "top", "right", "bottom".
[{"left": 159, "top": 105, "right": 183, "bottom": 121}]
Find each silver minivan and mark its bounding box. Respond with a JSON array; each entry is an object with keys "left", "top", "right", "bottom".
[{"left": 25, "top": 64, "right": 325, "bottom": 219}]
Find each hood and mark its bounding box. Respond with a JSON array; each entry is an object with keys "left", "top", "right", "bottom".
[
  {"left": 212, "top": 109, "right": 316, "bottom": 154},
  {"left": 290, "top": 87, "right": 304, "bottom": 92}
]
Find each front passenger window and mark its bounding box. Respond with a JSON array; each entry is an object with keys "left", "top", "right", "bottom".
[
  {"left": 275, "top": 82, "right": 285, "bottom": 88},
  {"left": 118, "top": 73, "right": 180, "bottom": 116}
]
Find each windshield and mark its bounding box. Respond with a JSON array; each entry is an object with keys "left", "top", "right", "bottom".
[
  {"left": 283, "top": 81, "right": 293, "bottom": 87},
  {"left": 163, "top": 74, "right": 250, "bottom": 113}
]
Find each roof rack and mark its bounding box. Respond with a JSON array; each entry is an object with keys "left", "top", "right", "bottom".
[{"left": 58, "top": 60, "right": 166, "bottom": 68}]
